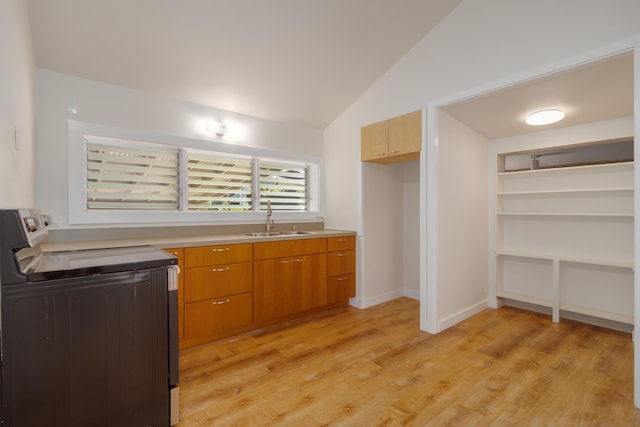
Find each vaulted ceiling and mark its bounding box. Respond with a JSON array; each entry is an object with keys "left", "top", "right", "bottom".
[{"left": 26, "top": 0, "right": 462, "bottom": 129}]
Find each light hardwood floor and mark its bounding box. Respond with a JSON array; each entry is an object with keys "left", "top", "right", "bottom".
[{"left": 178, "top": 297, "right": 639, "bottom": 426}]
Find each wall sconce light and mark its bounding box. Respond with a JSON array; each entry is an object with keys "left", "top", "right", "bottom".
[{"left": 206, "top": 120, "right": 227, "bottom": 136}]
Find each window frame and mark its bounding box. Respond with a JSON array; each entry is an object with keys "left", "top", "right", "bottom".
[
  {"left": 85, "top": 136, "right": 181, "bottom": 210},
  {"left": 68, "top": 120, "right": 323, "bottom": 225},
  {"left": 186, "top": 149, "right": 255, "bottom": 212}
]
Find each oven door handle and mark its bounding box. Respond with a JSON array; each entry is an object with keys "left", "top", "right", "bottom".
[{"left": 168, "top": 265, "right": 180, "bottom": 291}]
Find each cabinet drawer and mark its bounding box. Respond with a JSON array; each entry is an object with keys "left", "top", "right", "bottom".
[
  {"left": 327, "top": 274, "right": 355, "bottom": 303},
  {"left": 184, "top": 292, "right": 253, "bottom": 340},
  {"left": 254, "top": 238, "right": 327, "bottom": 260},
  {"left": 185, "top": 262, "right": 252, "bottom": 302},
  {"left": 185, "top": 243, "right": 252, "bottom": 268},
  {"left": 328, "top": 250, "right": 355, "bottom": 276},
  {"left": 327, "top": 236, "right": 355, "bottom": 252}
]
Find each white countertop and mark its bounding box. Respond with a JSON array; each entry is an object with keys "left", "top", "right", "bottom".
[{"left": 41, "top": 229, "right": 356, "bottom": 252}]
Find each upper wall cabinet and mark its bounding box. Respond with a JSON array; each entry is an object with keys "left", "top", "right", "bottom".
[{"left": 361, "top": 110, "right": 422, "bottom": 164}]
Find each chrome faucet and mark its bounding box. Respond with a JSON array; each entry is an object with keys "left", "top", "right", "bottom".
[{"left": 266, "top": 200, "right": 274, "bottom": 232}]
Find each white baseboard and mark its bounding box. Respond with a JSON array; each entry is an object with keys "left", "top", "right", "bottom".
[
  {"left": 438, "top": 299, "right": 489, "bottom": 331},
  {"left": 358, "top": 289, "right": 405, "bottom": 309},
  {"left": 403, "top": 287, "right": 420, "bottom": 300},
  {"left": 348, "top": 296, "right": 364, "bottom": 309},
  {"left": 349, "top": 288, "right": 417, "bottom": 309}
]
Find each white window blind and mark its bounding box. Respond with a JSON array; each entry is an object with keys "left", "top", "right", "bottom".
[
  {"left": 86, "top": 140, "right": 179, "bottom": 210},
  {"left": 187, "top": 153, "right": 253, "bottom": 211},
  {"left": 259, "top": 161, "right": 308, "bottom": 211}
]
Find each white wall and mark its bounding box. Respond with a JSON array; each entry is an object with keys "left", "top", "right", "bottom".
[
  {"left": 0, "top": 0, "right": 35, "bottom": 207},
  {"left": 490, "top": 117, "right": 634, "bottom": 157},
  {"left": 323, "top": 0, "right": 640, "bottom": 325},
  {"left": 402, "top": 161, "right": 420, "bottom": 299},
  {"left": 358, "top": 162, "right": 405, "bottom": 307},
  {"left": 437, "top": 112, "right": 489, "bottom": 329},
  {"left": 35, "top": 70, "right": 323, "bottom": 227}
]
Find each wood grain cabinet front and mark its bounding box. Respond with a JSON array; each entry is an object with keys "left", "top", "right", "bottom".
[
  {"left": 185, "top": 243, "right": 252, "bottom": 267},
  {"left": 176, "top": 235, "right": 356, "bottom": 349},
  {"left": 183, "top": 243, "right": 253, "bottom": 343},
  {"left": 184, "top": 293, "right": 253, "bottom": 340},
  {"left": 185, "top": 262, "right": 252, "bottom": 302},
  {"left": 253, "top": 239, "right": 327, "bottom": 322},
  {"left": 361, "top": 110, "right": 421, "bottom": 164},
  {"left": 327, "top": 236, "right": 356, "bottom": 304}
]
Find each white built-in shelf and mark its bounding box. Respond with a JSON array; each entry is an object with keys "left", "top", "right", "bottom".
[
  {"left": 496, "top": 251, "right": 634, "bottom": 269},
  {"left": 494, "top": 153, "right": 634, "bottom": 327},
  {"left": 559, "top": 304, "right": 633, "bottom": 325},
  {"left": 497, "top": 187, "right": 634, "bottom": 196},
  {"left": 497, "top": 212, "right": 634, "bottom": 217},
  {"left": 496, "top": 291, "right": 551, "bottom": 308},
  {"left": 497, "top": 160, "right": 634, "bottom": 176}
]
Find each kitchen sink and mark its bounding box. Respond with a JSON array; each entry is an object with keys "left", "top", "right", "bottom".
[
  {"left": 244, "top": 231, "right": 282, "bottom": 237},
  {"left": 243, "top": 231, "right": 315, "bottom": 237},
  {"left": 279, "top": 230, "right": 314, "bottom": 235}
]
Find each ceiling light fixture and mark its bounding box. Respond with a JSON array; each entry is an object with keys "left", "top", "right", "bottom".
[{"left": 525, "top": 109, "right": 565, "bottom": 126}]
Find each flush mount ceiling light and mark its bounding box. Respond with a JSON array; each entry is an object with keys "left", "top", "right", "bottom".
[{"left": 525, "top": 109, "right": 565, "bottom": 126}]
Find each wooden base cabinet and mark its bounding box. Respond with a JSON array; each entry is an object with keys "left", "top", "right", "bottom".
[
  {"left": 184, "top": 293, "right": 253, "bottom": 339},
  {"left": 174, "top": 234, "right": 356, "bottom": 349},
  {"left": 253, "top": 257, "right": 295, "bottom": 321},
  {"left": 253, "top": 239, "right": 327, "bottom": 323},
  {"left": 327, "top": 236, "right": 356, "bottom": 303},
  {"left": 182, "top": 243, "right": 253, "bottom": 345},
  {"left": 293, "top": 254, "right": 328, "bottom": 312},
  {"left": 185, "top": 262, "right": 252, "bottom": 302}
]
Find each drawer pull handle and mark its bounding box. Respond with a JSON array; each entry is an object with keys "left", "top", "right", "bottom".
[
  {"left": 212, "top": 299, "right": 230, "bottom": 305},
  {"left": 337, "top": 238, "right": 347, "bottom": 242},
  {"left": 281, "top": 259, "right": 293, "bottom": 264},
  {"left": 213, "top": 267, "right": 230, "bottom": 272},
  {"left": 337, "top": 276, "right": 348, "bottom": 281},
  {"left": 212, "top": 248, "right": 230, "bottom": 252},
  {"left": 337, "top": 253, "right": 347, "bottom": 257},
  {"left": 293, "top": 258, "right": 304, "bottom": 262}
]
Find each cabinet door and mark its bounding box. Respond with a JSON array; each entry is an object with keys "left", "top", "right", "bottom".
[
  {"left": 388, "top": 110, "right": 421, "bottom": 160},
  {"left": 254, "top": 258, "right": 295, "bottom": 322},
  {"left": 361, "top": 120, "right": 389, "bottom": 161},
  {"left": 184, "top": 293, "right": 253, "bottom": 340},
  {"left": 292, "top": 253, "right": 327, "bottom": 312}
]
